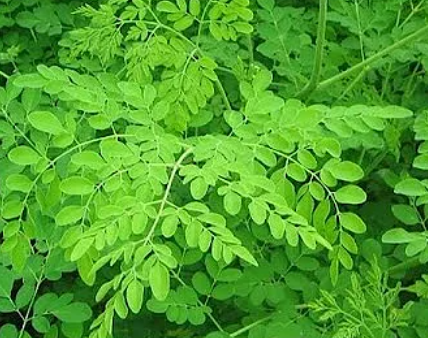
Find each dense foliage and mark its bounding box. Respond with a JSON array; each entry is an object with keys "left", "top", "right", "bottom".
[{"left": 2, "top": 0, "right": 428, "bottom": 337}]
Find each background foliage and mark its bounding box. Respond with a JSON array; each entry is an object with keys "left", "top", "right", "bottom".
[{"left": 2, "top": 0, "right": 428, "bottom": 338}]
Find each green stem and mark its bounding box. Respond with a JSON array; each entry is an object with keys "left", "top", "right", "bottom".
[
  {"left": 316, "top": 25, "right": 428, "bottom": 92},
  {"left": 142, "top": 147, "right": 193, "bottom": 245},
  {"left": 19, "top": 273, "right": 44, "bottom": 338},
  {"left": 230, "top": 316, "right": 272, "bottom": 337},
  {"left": 215, "top": 79, "right": 232, "bottom": 111},
  {"left": 0, "top": 70, "right": 10, "bottom": 79},
  {"left": 296, "top": 0, "right": 328, "bottom": 99}
]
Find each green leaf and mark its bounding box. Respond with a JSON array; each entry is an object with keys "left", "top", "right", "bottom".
[
  {"left": 249, "top": 200, "right": 267, "bottom": 225},
  {"left": 392, "top": 204, "right": 420, "bottom": 225},
  {"left": 52, "top": 303, "right": 92, "bottom": 323},
  {"left": 297, "top": 149, "right": 317, "bottom": 169},
  {"left": 132, "top": 212, "right": 148, "bottom": 235},
  {"left": 126, "top": 280, "right": 144, "bottom": 314},
  {"left": 339, "top": 212, "right": 367, "bottom": 234},
  {"left": 174, "top": 15, "right": 194, "bottom": 31},
  {"left": 15, "top": 283, "right": 35, "bottom": 309},
  {"left": 156, "top": 1, "right": 179, "bottom": 13},
  {"left": 338, "top": 247, "right": 353, "bottom": 270},
  {"left": 100, "top": 139, "right": 133, "bottom": 158},
  {"left": 70, "top": 238, "right": 94, "bottom": 261},
  {"left": 334, "top": 185, "right": 367, "bottom": 205},
  {"left": 414, "top": 154, "right": 428, "bottom": 170},
  {"left": 60, "top": 177, "right": 94, "bottom": 195},
  {"left": 28, "top": 111, "right": 65, "bottom": 135},
  {"left": 268, "top": 214, "right": 286, "bottom": 239},
  {"left": 71, "top": 151, "right": 105, "bottom": 170},
  {"left": 0, "top": 324, "right": 18, "bottom": 338},
  {"left": 8, "top": 146, "right": 41, "bottom": 166},
  {"left": 190, "top": 177, "right": 208, "bottom": 200},
  {"left": 286, "top": 163, "right": 307, "bottom": 182},
  {"left": 6, "top": 174, "right": 33, "bottom": 193},
  {"left": 328, "top": 161, "right": 364, "bottom": 182},
  {"left": 0, "top": 266, "right": 14, "bottom": 297},
  {"left": 230, "top": 245, "right": 258, "bottom": 266},
  {"left": 161, "top": 215, "right": 179, "bottom": 238},
  {"left": 55, "top": 206, "right": 85, "bottom": 226},
  {"left": 375, "top": 106, "right": 413, "bottom": 119},
  {"left": 395, "top": 178, "right": 427, "bottom": 197},
  {"left": 32, "top": 316, "right": 50, "bottom": 333},
  {"left": 223, "top": 192, "right": 242, "bottom": 215},
  {"left": 382, "top": 228, "right": 415, "bottom": 244},
  {"left": 2, "top": 200, "right": 24, "bottom": 220},
  {"left": 149, "top": 262, "right": 170, "bottom": 301},
  {"left": 189, "top": 0, "right": 201, "bottom": 16},
  {"left": 13, "top": 74, "right": 47, "bottom": 88},
  {"left": 192, "top": 272, "right": 211, "bottom": 295}
]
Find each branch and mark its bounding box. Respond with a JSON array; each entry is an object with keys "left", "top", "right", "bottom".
[
  {"left": 296, "top": 0, "right": 328, "bottom": 99},
  {"left": 316, "top": 24, "right": 428, "bottom": 92}
]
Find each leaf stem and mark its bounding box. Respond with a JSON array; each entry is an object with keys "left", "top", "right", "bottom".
[
  {"left": 143, "top": 147, "right": 193, "bottom": 244},
  {"left": 316, "top": 25, "right": 428, "bottom": 92},
  {"left": 0, "top": 70, "right": 10, "bottom": 79},
  {"left": 230, "top": 315, "right": 272, "bottom": 337},
  {"left": 18, "top": 273, "right": 44, "bottom": 338},
  {"left": 296, "top": 0, "right": 328, "bottom": 99},
  {"left": 215, "top": 78, "right": 232, "bottom": 111}
]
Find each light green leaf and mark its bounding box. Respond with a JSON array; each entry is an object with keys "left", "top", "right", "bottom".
[
  {"left": 52, "top": 303, "right": 92, "bottom": 323},
  {"left": 13, "top": 74, "right": 47, "bottom": 88},
  {"left": 395, "top": 178, "right": 427, "bottom": 197},
  {"left": 338, "top": 247, "right": 353, "bottom": 270},
  {"left": 55, "top": 206, "right": 85, "bottom": 226},
  {"left": 0, "top": 266, "right": 14, "bottom": 298},
  {"left": 339, "top": 212, "right": 367, "bottom": 234},
  {"left": 100, "top": 139, "right": 133, "bottom": 158},
  {"left": 249, "top": 200, "right": 267, "bottom": 225},
  {"left": 382, "top": 228, "right": 415, "bottom": 244},
  {"left": 70, "top": 238, "right": 94, "bottom": 261},
  {"left": 189, "top": 0, "right": 201, "bottom": 16},
  {"left": 6, "top": 175, "right": 33, "bottom": 193},
  {"left": 126, "top": 280, "right": 144, "bottom": 314},
  {"left": 28, "top": 111, "right": 65, "bottom": 135},
  {"left": 328, "top": 161, "right": 364, "bottom": 182},
  {"left": 132, "top": 212, "right": 148, "bottom": 235},
  {"left": 268, "top": 214, "right": 285, "bottom": 239},
  {"left": 392, "top": 204, "right": 420, "bottom": 225},
  {"left": 60, "top": 177, "right": 94, "bottom": 195},
  {"left": 156, "top": 1, "right": 179, "bottom": 13},
  {"left": 190, "top": 177, "right": 208, "bottom": 200},
  {"left": 230, "top": 245, "right": 258, "bottom": 266},
  {"left": 2, "top": 200, "right": 24, "bottom": 220},
  {"left": 335, "top": 185, "right": 367, "bottom": 205},
  {"left": 161, "top": 215, "right": 179, "bottom": 238},
  {"left": 223, "top": 192, "right": 242, "bottom": 215},
  {"left": 149, "top": 262, "right": 170, "bottom": 301},
  {"left": 413, "top": 154, "right": 428, "bottom": 170},
  {"left": 71, "top": 151, "right": 106, "bottom": 170},
  {"left": 8, "top": 146, "right": 41, "bottom": 166}
]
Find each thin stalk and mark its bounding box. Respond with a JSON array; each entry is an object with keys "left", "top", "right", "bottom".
[
  {"left": 215, "top": 79, "right": 232, "bottom": 111},
  {"left": 297, "top": 0, "right": 328, "bottom": 99},
  {"left": 317, "top": 25, "right": 428, "bottom": 92},
  {"left": 0, "top": 70, "right": 10, "bottom": 79},
  {"left": 143, "top": 147, "right": 193, "bottom": 244},
  {"left": 230, "top": 316, "right": 272, "bottom": 337}
]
